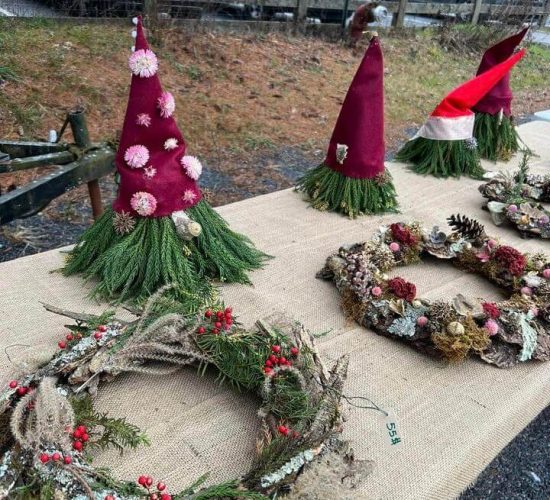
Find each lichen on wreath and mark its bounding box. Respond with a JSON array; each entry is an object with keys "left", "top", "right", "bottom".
[
  {"left": 480, "top": 152, "right": 550, "bottom": 239},
  {"left": 318, "top": 214, "right": 550, "bottom": 368},
  {"left": 0, "top": 289, "right": 368, "bottom": 499}
]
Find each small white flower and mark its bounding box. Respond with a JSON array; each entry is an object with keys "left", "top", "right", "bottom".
[
  {"left": 182, "top": 189, "right": 197, "bottom": 203},
  {"left": 181, "top": 155, "right": 203, "bottom": 180},
  {"left": 143, "top": 166, "right": 157, "bottom": 179},
  {"left": 129, "top": 49, "right": 158, "bottom": 78},
  {"left": 336, "top": 143, "right": 349, "bottom": 164},
  {"left": 164, "top": 138, "right": 178, "bottom": 150},
  {"left": 124, "top": 145, "right": 149, "bottom": 169}
]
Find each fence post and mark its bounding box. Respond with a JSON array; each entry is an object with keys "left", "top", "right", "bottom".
[
  {"left": 296, "top": 0, "right": 309, "bottom": 27},
  {"left": 144, "top": 0, "right": 159, "bottom": 29},
  {"left": 471, "top": 0, "right": 483, "bottom": 24},
  {"left": 542, "top": 0, "right": 549, "bottom": 27},
  {"left": 391, "top": 0, "right": 409, "bottom": 28}
]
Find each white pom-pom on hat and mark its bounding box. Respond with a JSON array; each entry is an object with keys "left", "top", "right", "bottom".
[{"left": 132, "top": 16, "right": 139, "bottom": 25}]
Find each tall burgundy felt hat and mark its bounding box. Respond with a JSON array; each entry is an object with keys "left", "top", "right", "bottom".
[
  {"left": 324, "top": 36, "right": 385, "bottom": 180},
  {"left": 112, "top": 16, "right": 202, "bottom": 218},
  {"left": 416, "top": 49, "right": 525, "bottom": 141},
  {"left": 474, "top": 27, "right": 528, "bottom": 116}
]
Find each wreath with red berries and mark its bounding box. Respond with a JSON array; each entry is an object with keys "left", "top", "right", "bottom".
[
  {"left": 318, "top": 214, "right": 550, "bottom": 368},
  {"left": 0, "top": 289, "right": 364, "bottom": 499}
]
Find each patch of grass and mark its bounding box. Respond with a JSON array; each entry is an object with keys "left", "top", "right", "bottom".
[
  {"left": 0, "top": 65, "right": 18, "bottom": 82},
  {"left": 187, "top": 64, "right": 203, "bottom": 80},
  {"left": 244, "top": 133, "right": 275, "bottom": 151}
]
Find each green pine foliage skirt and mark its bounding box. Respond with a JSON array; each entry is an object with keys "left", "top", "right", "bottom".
[
  {"left": 63, "top": 200, "right": 269, "bottom": 304},
  {"left": 473, "top": 111, "right": 521, "bottom": 162},
  {"left": 295, "top": 164, "right": 398, "bottom": 218},
  {"left": 395, "top": 136, "right": 484, "bottom": 179}
]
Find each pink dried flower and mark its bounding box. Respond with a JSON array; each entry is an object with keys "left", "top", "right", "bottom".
[
  {"left": 130, "top": 191, "right": 157, "bottom": 216},
  {"left": 182, "top": 189, "right": 197, "bottom": 203},
  {"left": 158, "top": 91, "right": 175, "bottom": 118},
  {"left": 520, "top": 286, "right": 532, "bottom": 296},
  {"left": 129, "top": 49, "right": 158, "bottom": 78},
  {"left": 484, "top": 319, "right": 499, "bottom": 336},
  {"left": 417, "top": 316, "right": 428, "bottom": 327},
  {"left": 507, "top": 204, "right": 518, "bottom": 213},
  {"left": 371, "top": 286, "right": 382, "bottom": 297},
  {"left": 136, "top": 113, "right": 151, "bottom": 127},
  {"left": 124, "top": 145, "right": 149, "bottom": 169},
  {"left": 164, "top": 138, "right": 178, "bottom": 150},
  {"left": 143, "top": 166, "right": 157, "bottom": 179},
  {"left": 543, "top": 269, "right": 550, "bottom": 279},
  {"left": 389, "top": 242, "right": 400, "bottom": 253},
  {"left": 181, "top": 155, "right": 202, "bottom": 180}
]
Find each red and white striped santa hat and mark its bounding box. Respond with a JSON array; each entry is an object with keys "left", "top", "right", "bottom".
[{"left": 416, "top": 49, "right": 525, "bottom": 141}]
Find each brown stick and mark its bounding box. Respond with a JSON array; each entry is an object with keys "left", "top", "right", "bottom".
[{"left": 87, "top": 179, "right": 103, "bottom": 220}]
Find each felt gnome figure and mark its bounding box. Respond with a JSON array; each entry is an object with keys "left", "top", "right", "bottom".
[
  {"left": 473, "top": 28, "right": 528, "bottom": 161},
  {"left": 64, "top": 17, "right": 268, "bottom": 303},
  {"left": 396, "top": 49, "right": 525, "bottom": 179},
  {"left": 296, "top": 35, "right": 397, "bottom": 218}
]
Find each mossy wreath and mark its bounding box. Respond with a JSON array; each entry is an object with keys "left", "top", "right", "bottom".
[
  {"left": 479, "top": 153, "right": 550, "bottom": 239},
  {"left": 0, "top": 290, "right": 367, "bottom": 499},
  {"left": 318, "top": 215, "right": 550, "bottom": 368}
]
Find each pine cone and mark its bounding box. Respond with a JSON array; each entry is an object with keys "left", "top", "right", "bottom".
[{"left": 447, "top": 214, "right": 485, "bottom": 240}]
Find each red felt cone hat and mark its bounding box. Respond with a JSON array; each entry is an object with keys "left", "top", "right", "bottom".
[
  {"left": 473, "top": 27, "right": 528, "bottom": 116},
  {"left": 417, "top": 49, "right": 525, "bottom": 141},
  {"left": 324, "top": 36, "right": 385, "bottom": 180},
  {"left": 113, "top": 16, "right": 202, "bottom": 218}
]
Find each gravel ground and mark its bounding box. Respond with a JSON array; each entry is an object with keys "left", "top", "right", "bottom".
[{"left": 0, "top": 145, "right": 549, "bottom": 498}]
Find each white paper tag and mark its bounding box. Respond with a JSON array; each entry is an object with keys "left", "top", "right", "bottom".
[{"left": 383, "top": 410, "right": 402, "bottom": 447}]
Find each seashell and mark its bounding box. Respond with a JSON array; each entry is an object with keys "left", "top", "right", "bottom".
[
  {"left": 487, "top": 201, "right": 508, "bottom": 226},
  {"left": 452, "top": 294, "right": 484, "bottom": 318},
  {"left": 447, "top": 321, "right": 465, "bottom": 336},
  {"left": 389, "top": 299, "right": 406, "bottom": 316}
]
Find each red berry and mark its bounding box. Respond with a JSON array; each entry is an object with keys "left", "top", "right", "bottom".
[
  {"left": 161, "top": 495, "right": 172, "bottom": 500},
  {"left": 197, "top": 326, "right": 205, "bottom": 334},
  {"left": 280, "top": 357, "right": 287, "bottom": 365},
  {"left": 52, "top": 452, "right": 61, "bottom": 461},
  {"left": 40, "top": 453, "right": 50, "bottom": 463},
  {"left": 9, "top": 380, "right": 17, "bottom": 389},
  {"left": 73, "top": 441, "right": 83, "bottom": 451},
  {"left": 16, "top": 386, "right": 27, "bottom": 396},
  {"left": 225, "top": 307, "right": 232, "bottom": 314},
  {"left": 157, "top": 482, "right": 166, "bottom": 491},
  {"left": 58, "top": 341, "right": 67, "bottom": 349},
  {"left": 94, "top": 332, "right": 102, "bottom": 340},
  {"left": 150, "top": 494, "right": 158, "bottom": 500},
  {"left": 76, "top": 425, "right": 86, "bottom": 433},
  {"left": 146, "top": 476, "right": 153, "bottom": 487},
  {"left": 105, "top": 496, "right": 115, "bottom": 500},
  {"left": 212, "top": 328, "right": 219, "bottom": 335},
  {"left": 265, "top": 360, "right": 272, "bottom": 367},
  {"left": 81, "top": 433, "right": 89, "bottom": 442},
  {"left": 226, "top": 317, "right": 233, "bottom": 325},
  {"left": 215, "top": 321, "right": 222, "bottom": 329},
  {"left": 98, "top": 325, "right": 107, "bottom": 332},
  {"left": 216, "top": 311, "right": 224, "bottom": 319},
  {"left": 290, "top": 347, "right": 299, "bottom": 356},
  {"left": 76, "top": 333, "right": 83, "bottom": 340},
  {"left": 64, "top": 455, "right": 72, "bottom": 464},
  {"left": 73, "top": 429, "right": 83, "bottom": 439},
  {"left": 292, "top": 431, "right": 300, "bottom": 439},
  {"left": 277, "top": 425, "right": 288, "bottom": 436},
  {"left": 205, "top": 310, "right": 212, "bottom": 318},
  {"left": 66, "top": 334, "right": 74, "bottom": 341},
  {"left": 138, "top": 475, "right": 148, "bottom": 486},
  {"left": 271, "top": 345, "right": 281, "bottom": 354},
  {"left": 269, "top": 355, "right": 278, "bottom": 364},
  {"left": 264, "top": 367, "right": 273, "bottom": 375}
]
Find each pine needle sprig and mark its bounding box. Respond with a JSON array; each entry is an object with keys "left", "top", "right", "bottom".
[{"left": 70, "top": 395, "right": 149, "bottom": 455}]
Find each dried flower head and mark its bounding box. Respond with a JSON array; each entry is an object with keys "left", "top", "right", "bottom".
[
  {"left": 182, "top": 189, "right": 198, "bottom": 204},
  {"left": 130, "top": 191, "right": 157, "bottom": 216},
  {"left": 335, "top": 144, "right": 348, "bottom": 164},
  {"left": 158, "top": 91, "right": 175, "bottom": 118},
  {"left": 124, "top": 145, "right": 149, "bottom": 169},
  {"left": 113, "top": 211, "right": 136, "bottom": 235},
  {"left": 164, "top": 138, "right": 178, "bottom": 150},
  {"left": 181, "top": 155, "right": 203, "bottom": 180},
  {"left": 143, "top": 166, "right": 157, "bottom": 179},
  {"left": 136, "top": 113, "right": 151, "bottom": 127},
  {"left": 129, "top": 49, "right": 158, "bottom": 78}
]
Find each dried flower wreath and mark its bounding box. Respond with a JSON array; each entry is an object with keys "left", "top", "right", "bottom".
[
  {"left": 318, "top": 215, "right": 550, "bottom": 368},
  {"left": 0, "top": 289, "right": 368, "bottom": 499},
  {"left": 480, "top": 153, "right": 550, "bottom": 239}
]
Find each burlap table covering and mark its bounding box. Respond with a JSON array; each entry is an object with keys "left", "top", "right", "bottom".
[{"left": 1, "top": 121, "right": 549, "bottom": 499}]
